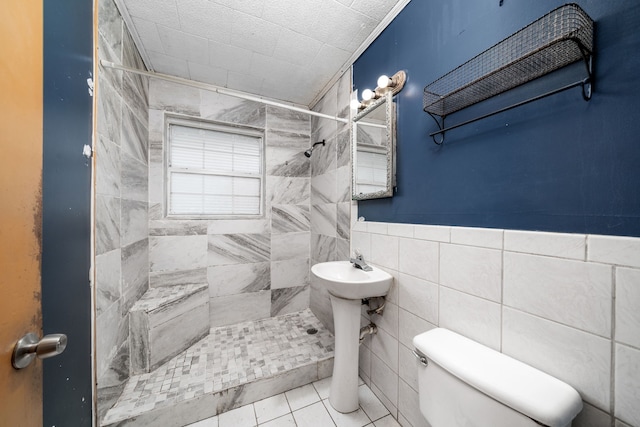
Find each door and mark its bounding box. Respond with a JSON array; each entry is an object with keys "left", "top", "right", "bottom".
[
  {"left": 0, "top": 0, "right": 94, "bottom": 425},
  {"left": 0, "top": 1, "right": 44, "bottom": 425}
]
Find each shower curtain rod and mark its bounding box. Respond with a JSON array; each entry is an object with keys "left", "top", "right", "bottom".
[{"left": 100, "top": 60, "right": 349, "bottom": 124}]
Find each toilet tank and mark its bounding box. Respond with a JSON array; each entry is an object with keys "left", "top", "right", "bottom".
[{"left": 413, "top": 328, "right": 583, "bottom": 427}]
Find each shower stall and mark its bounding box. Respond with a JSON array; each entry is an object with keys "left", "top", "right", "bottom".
[{"left": 95, "top": 0, "right": 353, "bottom": 424}]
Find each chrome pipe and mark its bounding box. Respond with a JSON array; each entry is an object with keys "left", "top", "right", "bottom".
[{"left": 359, "top": 323, "right": 377, "bottom": 345}]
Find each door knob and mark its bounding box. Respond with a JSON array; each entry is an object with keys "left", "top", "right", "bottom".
[{"left": 12, "top": 332, "right": 67, "bottom": 369}]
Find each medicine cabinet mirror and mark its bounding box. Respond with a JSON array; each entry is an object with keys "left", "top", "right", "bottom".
[{"left": 352, "top": 91, "right": 396, "bottom": 200}]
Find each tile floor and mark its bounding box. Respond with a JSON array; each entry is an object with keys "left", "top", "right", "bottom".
[
  {"left": 185, "top": 377, "right": 401, "bottom": 427},
  {"left": 103, "top": 309, "right": 334, "bottom": 424}
]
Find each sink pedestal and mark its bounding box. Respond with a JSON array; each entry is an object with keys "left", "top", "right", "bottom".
[
  {"left": 310, "top": 261, "right": 392, "bottom": 414},
  {"left": 328, "top": 294, "right": 361, "bottom": 413}
]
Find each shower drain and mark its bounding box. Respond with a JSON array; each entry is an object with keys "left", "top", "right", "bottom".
[{"left": 306, "top": 328, "right": 318, "bottom": 335}]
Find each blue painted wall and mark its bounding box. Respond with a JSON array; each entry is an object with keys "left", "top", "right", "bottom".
[
  {"left": 354, "top": 0, "right": 640, "bottom": 237},
  {"left": 43, "top": 0, "right": 93, "bottom": 424}
]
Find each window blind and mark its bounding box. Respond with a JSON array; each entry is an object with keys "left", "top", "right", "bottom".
[{"left": 168, "top": 123, "right": 263, "bottom": 216}]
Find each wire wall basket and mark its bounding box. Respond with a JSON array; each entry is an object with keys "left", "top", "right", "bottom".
[{"left": 423, "top": 3, "right": 594, "bottom": 119}]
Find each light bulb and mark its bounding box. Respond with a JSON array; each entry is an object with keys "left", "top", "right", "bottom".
[
  {"left": 377, "top": 75, "right": 391, "bottom": 88},
  {"left": 350, "top": 99, "right": 362, "bottom": 110},
  {"left": 361, "top": 89, "right": 374, "bottom": 101}
]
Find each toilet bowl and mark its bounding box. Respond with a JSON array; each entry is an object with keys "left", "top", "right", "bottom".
[{"left": 413, "top": 328, "right": 583, "bottom": 427}]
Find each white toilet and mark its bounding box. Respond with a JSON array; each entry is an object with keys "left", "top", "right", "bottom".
[{"left": 413, "top": 328, "right": 583, "bottom": 427}]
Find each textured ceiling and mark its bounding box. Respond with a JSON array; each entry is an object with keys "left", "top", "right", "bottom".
[{"left": 116, "top": 0, "right": 408, "bottom": 107}]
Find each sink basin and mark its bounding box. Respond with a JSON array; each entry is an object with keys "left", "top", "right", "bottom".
[
  {"left": 311, "top": 261, "right": 392, "bottom": 300},
  {"left": 311, "top": 260, "right": 393, "bottom": 413}
]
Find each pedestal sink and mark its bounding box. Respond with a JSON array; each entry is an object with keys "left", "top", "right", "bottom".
[{"left": 311, "top": 261, "right": 392, "bottom": 413}]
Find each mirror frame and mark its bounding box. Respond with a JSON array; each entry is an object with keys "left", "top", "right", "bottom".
[{"left": 352, "top": 91, "right": 396, "bottom": 200}]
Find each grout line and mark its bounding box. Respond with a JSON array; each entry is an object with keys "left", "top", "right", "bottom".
[
  {"left": 320, "top": 399, "right": 339, "bottom": 427},
  {"left": 609, "top": 265, "right": 616, "bottom": 427},
  {"left": 251, "top": 404, "right": 258, "bottom": 427},
  {"left": 500, "top": 234, "right": 505, "bottom": 353},
  {"left": 435, "top": 241, "right": 440, "bottom": 284},
  {"left": 584, "top": 234, "right": 589, "bottom": 262}
]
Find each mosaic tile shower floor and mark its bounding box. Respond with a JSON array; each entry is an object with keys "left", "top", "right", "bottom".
[{"left": 103, "top": 309, "right": 334, "bottom": 425}]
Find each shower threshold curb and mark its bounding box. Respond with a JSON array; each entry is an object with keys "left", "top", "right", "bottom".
[{"left": 102, "top": 357, "right": 334, "bottom": 427}]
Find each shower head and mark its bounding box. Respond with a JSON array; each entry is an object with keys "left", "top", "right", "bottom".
[{"left": 304, "top": 140, "right": 325, "bottom": 158}]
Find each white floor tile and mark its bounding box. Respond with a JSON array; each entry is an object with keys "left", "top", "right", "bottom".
[
  {"left": 185, "top": 416, "right": 218, "bottom": 426},
  {"left": 258, "top": 413, "right": 296, "bottom": 427},
  {"left": 312, "top": 377, "right": 332, "bottom": 400},
  {"left": 373, "top": 415, "right": 401, "bottom": 427},
  {"left": 293, "top": 401, "right": 336, "bottom": 427},
  {"left": 218, "top": 404, "right": 257, "bottom": 427},
  {"left": 183, "top": 378, "right": 397, "bottom": 427},
  {"left": 324, "top": 399, "right": 371, "bottom": 427},
  {"left": 254, "top": 393, "right": 291, "bottom": 424},
  {"left": 358, "top": 384, "right": 389, "bottom": 422},
  {"left": 285, "top": 383, "right": 321, "bottom": 411}
]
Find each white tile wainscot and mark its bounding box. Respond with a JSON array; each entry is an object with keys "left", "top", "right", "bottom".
[{"left": 353, "top": 221, "right": 640, "bottom": 427}]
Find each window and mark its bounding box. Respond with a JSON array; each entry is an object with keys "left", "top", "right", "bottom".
[{"left": 166, "top": 118, "right": 264, "bottom": 217}]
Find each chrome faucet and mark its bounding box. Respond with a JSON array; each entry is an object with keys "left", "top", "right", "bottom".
[{"left": 350, "top": 250, "right": 373, "bottom": 271}]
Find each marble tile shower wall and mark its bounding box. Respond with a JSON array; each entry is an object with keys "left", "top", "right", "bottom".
[
  {"left": 95, "top": 0, "right": 150, "bottom": 419},
  {"left": 352, "top": 221, "right": 640, "bottom": 427},
  {"left": 308, "top": 71, "right": 352, "bottom": 334},
  {"left": 147, "top": 78, "right": 313, "bottom": 327}
]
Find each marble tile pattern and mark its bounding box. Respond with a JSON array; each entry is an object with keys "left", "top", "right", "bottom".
[
  {"left": 121, "top": 199, "right": 148, "bottom": 246},
  {"left": 311, "top": 169, "right": 338, "bottom": 205},
  {"left": 208, "top": 263, "right": 270, "bottom": 297},
  {"left": 209, "top": 290, "right": 272, "bottom": 328},
  {"left": 96, "top": 298, "right": 130, "bottom": 389},
  {"left": 121, "top": 239, "right": 150, "bottom": 314},
  {"left": 353, "top": 221, "right": 640, "bottom": 427},
  {"left": 96, "top": 135, "right": 120, "bottom": 198},
  {"left": 271, "top": 205, "right": 310, "bottom": 234},
  {"left": 271, "top": 232, "right": 310, "bottom": 262},
  {"left": 102, "top": 309, "right": 333, "bottom": 426},
  {"left": 95, "top": 0, "right": 149, "bottom": 417},
  {"left": 266, "top": 138, "right": 311, "bottom": 178},
  {"left": 311, "top": 204, "right": 338, "bottom": 237},
  {"left": 130, "top": 284, "right": 209, "bottom": 374},
  {"left": 208, "top": 234, "right": 271, "bottom": 266},
  {"left": 268, "top": 176, "right": 310, "bottom": 206},
  {"left": 130, "top": 283, "right": 208, "bottom": 313},
  {"left": 95, "top": 249, "right": 122, "bottom": 316},
  {"left": 146, "top": 76, "right": 315, "bottom": 331},
  {"left": 308, "top": 71, "right": 352, "bottom": 338},
  {"left": 150, "top": 267, "right": 208, "bottom": 288},
  {"left": 310, "top": 234, "right": 337, "bottom": 265},
  {"left": 148, "top": 220, "right": 208, "bottom": 236},
  {"left": 96, "top": 195, "right": 121, "bottom": 255},
  {"left": 271, "top": 259, "right": 310, "bottom": 290},
  {"left": 271, "top": 286, "right": 310, "bottom": 317}
]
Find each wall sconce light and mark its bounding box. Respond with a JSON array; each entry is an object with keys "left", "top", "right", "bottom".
[
  {"left": 352, "top": 71, "right": 407, "bottom": 111},
  {"left": 377, "top": 73, "right": 405, "bottom": 90},
  {"left": 361, "top": 88, "right": 375, "bottom": 101},
  {"left": 377, "top": 75, "right": 393, "bottom": 88}
]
